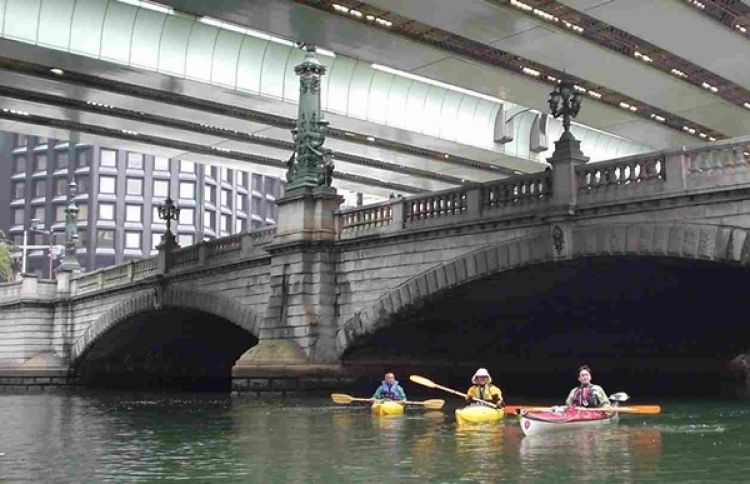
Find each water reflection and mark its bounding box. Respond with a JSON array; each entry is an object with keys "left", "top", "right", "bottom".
[
  {"left": 3, "top": 395, "right": 750, "bottom": 482},
  {"left": 519, "top": 424, "right": 663, "bottom": 482}
]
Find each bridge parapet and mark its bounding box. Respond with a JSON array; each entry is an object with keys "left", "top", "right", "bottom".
[
  {"left": 577, "top": 135, "right": 750, "bottom": 204},
  {"left": 337, "top": 170, "right": 552, "bottom": 239},
  {"left": 69, "top": 228, "right": 277, "bottom": 296},
  {"left": 338, "top": 136, "right": 750, "bottom": 240}
]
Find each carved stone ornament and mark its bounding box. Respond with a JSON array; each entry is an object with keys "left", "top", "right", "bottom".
[{"left": 552, "top": 225, "right": 564, "bottom": 255}]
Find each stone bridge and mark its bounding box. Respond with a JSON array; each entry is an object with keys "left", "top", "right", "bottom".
[{"left": 2, "top": 134, "right": 750, "bottom": 393}]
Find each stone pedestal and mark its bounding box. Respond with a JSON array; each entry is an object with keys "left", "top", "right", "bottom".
[
  {"left": 231, "top": 185, "right": 346, "bottom": 394},
  {"left": 547, "top": 132, "right": 589, "bottom": 216}
]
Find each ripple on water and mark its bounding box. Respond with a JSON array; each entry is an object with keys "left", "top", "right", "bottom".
[{"left": 654, "top": 423, "right": 727, "bottom": 434}]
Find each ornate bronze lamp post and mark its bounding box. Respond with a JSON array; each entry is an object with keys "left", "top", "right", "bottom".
[
  {"left": 56, "top": 181, "right": 81, "bottom": 272},
  {"left": 157, "top": 196, "right": 180, "bottom": 250},
  {"left": 548, "top": 79, "right": 582, "bottom": 139},
  {"left": 286, "top": 45, "right": 334, "bottom": 190}
]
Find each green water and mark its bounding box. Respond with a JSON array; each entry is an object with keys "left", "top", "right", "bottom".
[{"left": 0, "top": 394, "right": 748, "bottom": 482}]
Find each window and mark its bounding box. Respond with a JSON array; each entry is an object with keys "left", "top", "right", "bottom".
[
  {"left": 13, "top": 156, "right": 26, "bottom": 173},
  {"left": 33, "top": 206, "right": 45, "bottom": 223},
  {"left": 33, "top": 180, "right": 46, "bottom": 198},
  {"left": 265, "top": 177, "right": 278, "bottom": 196},
  {"left": 36, "top": 136, "right": 48, "bottom": 145},
  {"left": 152, "top": 206, "right": 163, "bottom": 224},
  {"left": 14, "top": 133, "right": 28, "bottom": 147},
  {"left": 179, "top": 182, "right": 195, "bottom": 199},
  {"left": 235, "top": 218, "right": 246, "bottom": 233},
  {"left": 100, "top": 149, "right": 117, "bottom": 167},
  {"left": 77, "top": 204, "right": 88, "bottom": 221},
  {"left": 178, "top": 233, "right": 194, "bottom": 246},
  {"left": 77, "top": 176, "right": 89, "bottom": 194},
  {"left": 35, "top": 155, "right": 47, "bottom": 172},
  {"left": 152, "top": 233, "right": 162, "bottom": 250},
  {"left": 203, "top": 210, "right": 215, "bottom": 229},
  {"left": 56, "top": 152, "right": 69, "bottom": 169},
  {"left": 153, "top": 156, "right": 170, "bottom": 171},
  {"left": 54, "top": 178, "right": 67, "bottom": 196},
  {"left": 251, "top": 220, "right": 263, "bottom": 230},
  {"left": 221, "top": 189, "right": 230, "bottom": 207},
  {"left": 125, "top": 232, "right": 141, "bottom": 250},
  {"left": 76, "top": 149, "right": 90, "bottom": 168},
  {"left": 252, "top": 174, "right": 262, "bottom": 191},
  {"left": 13, "top": 182, "right": 25, "bottom": 199},
  {"left": 99, "top": 176, "right": 116, "bottom": 194},
  {"left": 153, "top": 180, "right": 169, "bottom": 198},
  {"left": 236, "top": 194, "right": 247, "bottom": 212},
  {"left": 125, "top": 205, "right": 142, "bottom": 222},
  {"left": 204, "top": 184, "right": 215, "bottom": 203},
  {"left": 220, "top": 167, "right": 230, "bottom": 183},
  {"left": 126, "top": 178, "right": 143, "bottom": 196},
  {"left": 78, "top": 229, "right": 88, "bottom": 247},
  {"left": 180, "top": 160, "right": 195, "bottom": 173},
  {"left": 220, "top": 214, "right": 230, "bottom": 232},
  {"left": 239, "top": 171, "right": 249, "bottom": 188},
  {"left": 13, "top": 209, "right": 24, "bottom": 225},
  {"left": 55, "top": 205, "right": 66, "bottom": 222},
  {"left": 96, "top": 229, "right": 115, "bottom": 248},
  {"left": 252, "top": 197, "right": 264, "bottom": 217},
  {"left": 98, "top": 203, "right": 115, "bottom": 220},
  {"left": 178, "top": 208, "right": 194, "bottom": 225},
  {"left": 127, "top": 152, "right": 143, "bottom": 169}
]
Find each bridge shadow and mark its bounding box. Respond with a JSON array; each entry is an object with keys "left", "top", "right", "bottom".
[
  {"left": 341, "top": 256, "right": 750, "bottom": 399},
  {"left": 74, "top": 308, "right": 257, "bottom": 392}
]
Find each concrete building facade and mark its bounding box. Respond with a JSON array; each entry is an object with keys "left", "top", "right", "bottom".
[{"left": 0, "top": 131, "right": 282, "bottom": 277}]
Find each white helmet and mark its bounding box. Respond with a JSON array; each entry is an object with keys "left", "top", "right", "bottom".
[{"left": 472, "top": 368, "right": 492, "bottom": 384}]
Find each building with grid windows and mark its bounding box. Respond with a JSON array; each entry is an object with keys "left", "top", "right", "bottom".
[{"left": 0, "top": 131, "right": 282, "bottom": 277}]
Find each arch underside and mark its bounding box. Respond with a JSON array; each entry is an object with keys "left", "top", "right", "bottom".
[{"left": 338, "top": 222, "right": 750, "bottom": 364}]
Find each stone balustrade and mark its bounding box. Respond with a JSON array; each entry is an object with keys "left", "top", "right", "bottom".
[
  {"left": 64, "top": 228, "right": 275, "bottom": 296},
  {"left": 336, "top": 136, "right": 750, "bottom": 238}
]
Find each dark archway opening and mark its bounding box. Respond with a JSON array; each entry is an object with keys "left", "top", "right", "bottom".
[
  {"left": 75, "top": 308, "right": 257, "bottom": 391},
  {"left": 342, "top": 257, "right": 750, "bottom": 399}
]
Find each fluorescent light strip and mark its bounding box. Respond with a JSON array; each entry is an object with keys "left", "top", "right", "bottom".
[
  {"left": 371, "top": 64, "right": 505, "bottom": 104},
  {"left": 116, "top": 0, "right": 173, "bottom": 15},
  {"left": 199, "top": 16, "right": 295, "bottom": 47}
]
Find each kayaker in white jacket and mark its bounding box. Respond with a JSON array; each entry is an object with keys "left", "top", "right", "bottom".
[{"left": 565, "top": 365, "right": 610, "bottom": 408}]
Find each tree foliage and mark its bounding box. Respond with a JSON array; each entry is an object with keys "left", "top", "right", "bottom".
[{"left": 0, "top": 230, "right": 17, "bottom": 282}]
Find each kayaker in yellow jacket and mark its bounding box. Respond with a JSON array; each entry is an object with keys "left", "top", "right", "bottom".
[
  {"left": 565, "top": 365, "right": 610, "bottom": 408},
  {"left": 465, "top": 368, "right": 504, "bottom": 407}
]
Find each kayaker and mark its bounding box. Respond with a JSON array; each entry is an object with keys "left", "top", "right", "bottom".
[
  {"left": 465, "top": 368, "right": 504, "bottom": 407},
  {"left": 565, "top": 365, "right": 610, "bottom": 408},
  {"left": 372, "top": 372, "right": 407, "bottom": 401}
]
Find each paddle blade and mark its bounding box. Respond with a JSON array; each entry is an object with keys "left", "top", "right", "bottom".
[
  {"left": 422, "top": 399, "right": 445, "bottom": 410},
  {"left": 613, "top": 405, "right": 661, "bottom": 415},
  {"left": 330, "top": 393, "right": 354, "bottom": 405},
  {"left": 409, "top": 375, "right": 437, "bottom": 388}
]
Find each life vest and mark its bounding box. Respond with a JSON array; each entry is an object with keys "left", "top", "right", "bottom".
[
  {"left": 571, "top": 385, "right": 599, "bottom": 407},
  {"left": 378, "top": 381, "right": 403, "bottom": 400},
  {"left": 468, "top": 384, "right": 502, "bottom": 403}
]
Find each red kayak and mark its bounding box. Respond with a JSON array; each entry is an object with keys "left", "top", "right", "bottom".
[{"left": 520, "top": 406, "right": 618, "bottom": 436}]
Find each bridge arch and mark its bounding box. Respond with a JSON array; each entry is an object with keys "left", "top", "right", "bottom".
[
  {"left": 71, "top": 287, "right": 259, "bottom": 363},
  {"left": 336, "top": 222, "right": 750, "bottom": 357}
]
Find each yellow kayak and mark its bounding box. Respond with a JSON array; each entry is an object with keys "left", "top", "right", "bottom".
[
  {"left": 455, "top": 405, "right": 505, "bottom": 424},
  {"left": 371, "top": 400, "right": 405, "bottom": 416}
]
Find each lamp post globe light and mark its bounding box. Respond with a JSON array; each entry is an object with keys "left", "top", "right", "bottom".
[
  {"left": 548, "top": 78, "right": 582, "bottom": 138},
  {"left": 157, "top": 196, "right": 180, "bottom": 250}
]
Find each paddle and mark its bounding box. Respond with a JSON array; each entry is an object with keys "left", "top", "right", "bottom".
[
  {"left": 331, "top": 393, "right": 374, "bottom": 405},
  {"left": 505, "top": 404, "right": 661, "bottom": 415},
  {"left": 409, "top": 375, "right": 499, "bottom": 409},
  {"left": 330, "top": 393, "right": 445, "bottom": 410}
]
